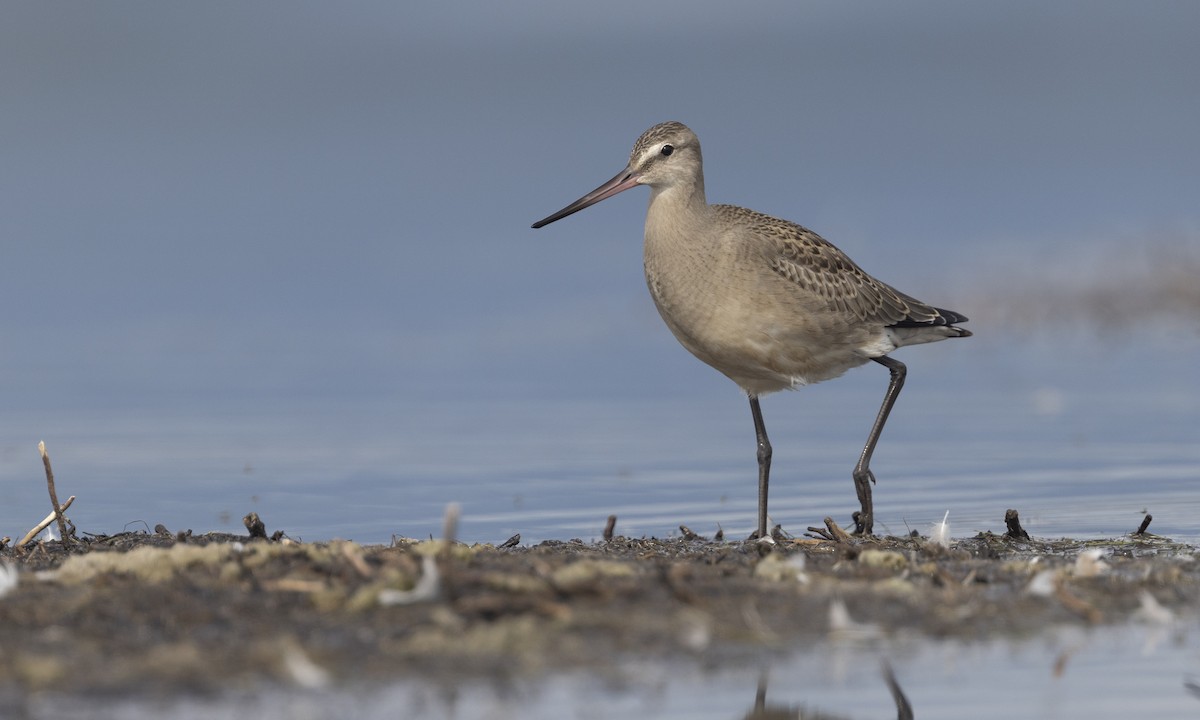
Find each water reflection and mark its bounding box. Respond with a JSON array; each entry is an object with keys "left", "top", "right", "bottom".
[
  {"left": 21, "top": 624, "right": 1199, "bottom": 719},
  {"left": 742, "top": 662, "right": 913, "bottom": 720}
]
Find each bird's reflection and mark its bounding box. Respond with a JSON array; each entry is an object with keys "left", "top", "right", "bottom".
[{"left": 740, "top": 661, "right": 912, "bottom": 720}]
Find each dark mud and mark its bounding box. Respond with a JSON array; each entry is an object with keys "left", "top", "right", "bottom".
[{"left": 0, "top": 521, "right": 1195, "bottom": 702}]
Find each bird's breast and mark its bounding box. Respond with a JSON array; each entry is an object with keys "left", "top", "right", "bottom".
[{"left": 643, "top": 226, "right": 878, "bottom": 394}]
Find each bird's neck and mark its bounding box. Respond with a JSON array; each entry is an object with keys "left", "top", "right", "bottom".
[{"left": 646, "top": 177, "right": 708, "bottom": 235}]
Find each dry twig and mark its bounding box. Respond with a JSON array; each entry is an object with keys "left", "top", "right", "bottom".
[
  {"left": 806, "top": 517, "right": 853, "bottom": 543},
  {"left": 38, "top": 442, "right": 70, "bottom": 542},
  {"left": 498, "top": 533, "right": 520, "bottom": 548},
  {"left": 243, "top": 512, "right": 268, "bottom": 539},
  {"left": 1134, "top": 514, "right": 1153, "bottom": 535},
  {"left": 17, "top": 495, "right": 76, "bottom": 548},
  {"left": 1004, "top": 509, "right": 1030, "bottom": 540}
]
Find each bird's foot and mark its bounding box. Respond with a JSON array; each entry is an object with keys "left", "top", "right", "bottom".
[
  {"left": 851, "top": 468, "right": 876, "bottom": 536},
  {"left": 852, "top": 510, "right": 874, "bottom": 537},
  {"left": 746, "top": 523, "right": 789, "bottom": 544}
]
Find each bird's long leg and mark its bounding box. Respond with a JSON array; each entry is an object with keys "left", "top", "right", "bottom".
[
  {"left": 852, "top": 356, "right": 907, "bottom": 536},
  {"left": 749, "top": 394, "right": 772, "bottom": 539}
]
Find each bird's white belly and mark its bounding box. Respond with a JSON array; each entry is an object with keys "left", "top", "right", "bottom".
[{"left": 652, "top": 289, "right": 880, "bottom": 396}]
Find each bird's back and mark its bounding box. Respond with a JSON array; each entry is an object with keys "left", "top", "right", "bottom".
[{"left": 643, "top": 202, "right": 969, "bottom": 395}]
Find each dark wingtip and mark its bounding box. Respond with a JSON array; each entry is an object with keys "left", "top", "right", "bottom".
[
  {"left": 887, "top": 306, "right": 971, "bottom": 333},
  {"left": 942, "top": 308, "right": 971, "bottom": 338},
  {"left": 933, "top": 307, "right": 968, "bottom": 325}
]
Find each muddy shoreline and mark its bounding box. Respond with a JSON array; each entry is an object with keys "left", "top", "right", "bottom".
[{"left": 0, "top": 521, "right": 1195, "bottom": 702}]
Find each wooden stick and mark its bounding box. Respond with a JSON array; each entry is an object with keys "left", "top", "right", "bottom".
[
  {"left": 39, "top": 441, "right": 70, "bottom": 541},
  {"left": 243, "top": 512, "right": 268, "bottom": 539},
  {"left": 822, "top": 516, "right": 853, "bottom": 544},
  {"left": 1004, "top": 508, "right": 1030, "bottom": 540},
  {"left": 498, "top": 533, "right": 520, "bottom": 549},
  {"left": 1134, "top": 514, "right": 1153, "bottom": 535},
  {"left": 17, "top": 495, "right": 76, "bottom": 548}
]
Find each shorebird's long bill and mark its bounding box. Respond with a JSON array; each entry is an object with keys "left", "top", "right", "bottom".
[{"left": 531, "top": 167, "right": 641, "bottom": 229}]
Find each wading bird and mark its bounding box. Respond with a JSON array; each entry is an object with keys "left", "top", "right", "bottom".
[{"left": 532, "top": 122, "right": 970, "bottom": 537}]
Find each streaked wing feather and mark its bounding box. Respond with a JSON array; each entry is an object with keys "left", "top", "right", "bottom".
[{"left": 716, "top": 205, "right": 962, "bottom": 328}]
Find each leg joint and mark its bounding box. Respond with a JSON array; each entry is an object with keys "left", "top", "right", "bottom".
[
  {"left": 873, "top": 355, "right": 907, "bottom": 382},
  {"left": 757, "top": 436, "right": 772, "bottom": 464}
]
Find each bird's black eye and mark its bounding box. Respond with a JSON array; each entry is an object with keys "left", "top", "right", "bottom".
[{"left": 660, "top": 144, "right": 674, "bottom": 157}]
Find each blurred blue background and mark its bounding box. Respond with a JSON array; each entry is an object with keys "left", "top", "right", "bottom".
[{"left": 2, "top": 1, "right": 1198, "bottom": 543}]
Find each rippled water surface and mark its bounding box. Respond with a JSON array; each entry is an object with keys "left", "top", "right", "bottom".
[{"left": 4, "top": 340, "right": 1197, "bottom": 546}]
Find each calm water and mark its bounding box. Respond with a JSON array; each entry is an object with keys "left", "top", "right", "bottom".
[
  {"left": 2, "top": 339, "right": 1198, "bottom": 546},
  {"left": 25, "top": 623, "right": 1200, "bottom": 719}
]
